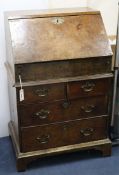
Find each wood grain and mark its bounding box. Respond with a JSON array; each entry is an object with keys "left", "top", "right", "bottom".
[
  {"left": 21, "top": 116, "right": 108, "bottom": 152},
  {"left": 18, "top": 96, "right": 109, "bottom": 127},
  {"left": 15, "top": 57, "right": 112, "bottom": 82},
  {"left": 9, "top": 14, "right": 112, "bottom": 64}
]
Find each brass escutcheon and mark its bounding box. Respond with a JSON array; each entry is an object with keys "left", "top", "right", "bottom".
[{"left": 51, "top": 17, "right": 64, "bottom": 25}]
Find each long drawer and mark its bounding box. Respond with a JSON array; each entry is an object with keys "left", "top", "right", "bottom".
[
  {"left": 18, "top": 96, "right": 108, "bottom": 127},
  {"left": 16, "top": 78, "right": 111, "bottom": 104},
  {"left": 15, "top": 57, "right": 111, "bottom": 82},
  {"left": 20, "top": 116, "right": 108, "bottom": 152}
]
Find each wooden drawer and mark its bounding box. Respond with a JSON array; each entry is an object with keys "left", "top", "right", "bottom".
[
  {"left": 20, "top": 116, "right": 108, "bottom": 152},
  {"left": 15, "top": 57, "right": 111, "bottom": 82},
  {"left": 17, "top": 83, "right": 66, "bottom": 104},
  {"left": 67, "top": 78, "right": 111, "bottom": 99},
  {"left": 18, "top": 96, "right": 108, "bottom": 127}
]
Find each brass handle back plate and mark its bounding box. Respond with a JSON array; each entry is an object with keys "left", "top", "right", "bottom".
[
  {"left": 81, "top": 105, "right": 95, "bottom": 113},
  {"left": 81, "top": 82, "right": 95, "bottom": 92},
  {"left": 35, "top": 88, "right": 48, "bottom": 97},
  {"left": 34, "top": 109, "right": 50, "bottom": 119},
  {"left": 80, "top": 128, "right": 94, "bottom": 136},
  {"left": 36, "top": 134, "right": 50, "bottom": 144}
]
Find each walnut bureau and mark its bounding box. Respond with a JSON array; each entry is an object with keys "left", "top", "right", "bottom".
[{"left": 5, "top": 7, "right": 113, "bottom": 171}]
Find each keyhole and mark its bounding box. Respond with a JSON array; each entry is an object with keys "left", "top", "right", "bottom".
[{"left": 57, "top": 19, "right": 59, "bottom": 24}]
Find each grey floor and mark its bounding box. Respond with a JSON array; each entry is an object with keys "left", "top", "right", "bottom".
[{"left": 0, "top": 137, "right": 119, "bottom": 175}]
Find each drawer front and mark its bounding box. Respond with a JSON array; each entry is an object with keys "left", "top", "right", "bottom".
[
  {"left": 21, "top": 116, "right": 108, "bottom": 152},
  {"left": 19, "top": 96, "right": 108, "bottom": 127},
  {"left": 15, "top": 57, "right": 111, "bottom": 82},
  {"left": 17, "top": 83, "right": 66, "bottom": 104},
  {"left": 67, "top": 78, "right": 111, "bottom": 99}
]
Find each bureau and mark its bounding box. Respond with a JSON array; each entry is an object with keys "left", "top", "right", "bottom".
[{"left": 5, "top": 7, "right": 113, "bottom": 171}]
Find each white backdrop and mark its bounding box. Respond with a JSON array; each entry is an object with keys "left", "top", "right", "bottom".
[
  {"left": 87, "top": 0, "right": 118, "bottom": 37},
  {"left": 0, "top": 0, "right": 118, "bottom": 137}
]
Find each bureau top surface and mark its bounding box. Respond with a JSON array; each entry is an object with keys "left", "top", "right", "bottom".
[{"left": 5, "top": 7, "right": 112, "bottom": 64}]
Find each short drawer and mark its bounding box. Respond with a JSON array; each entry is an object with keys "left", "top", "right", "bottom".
[
  {"left": 17, "top": 83, "right": 65, "bottom": 104},
  {"left": 20, "top": 116, "right": 108, "bottom": 152},
  {"left": 18, "top": 96, "right": 109, "bottom": 127},
  {"left": 15, "top": 57, "right": 112, "bottom": 82},
  {"left": 67, "top": 78, "right": 112, "bottom": 99}
]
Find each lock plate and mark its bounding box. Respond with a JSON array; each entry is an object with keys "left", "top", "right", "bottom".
[{"left": 51, "top": 17, "right": 64, "bottom": 25}]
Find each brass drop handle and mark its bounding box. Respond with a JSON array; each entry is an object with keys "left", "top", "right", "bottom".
[
  {"left": 80, "top": 128, "right": 94, "bottom": 136},
  {"left": 34, "top": 109, "right": 50, "bottom": 119},
  {"left": 35, "top": 88, "right": 48, "bottom": 97},
  {"left": 36, "top": 134, "right": 50, "bottom": 144},
  {"left": 81, "top": 105, "right": 95, "bottom": 113},
  {"left": 81, "top": 82, "right": 95, "bottom": 92}
]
